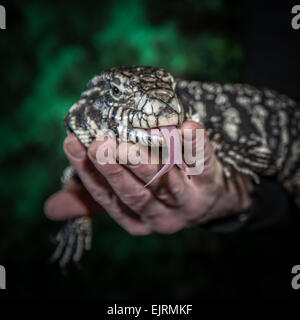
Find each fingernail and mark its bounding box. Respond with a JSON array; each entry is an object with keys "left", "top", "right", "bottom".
[{"left": 64, "top": 136, "right": 86, "bottom": 160}]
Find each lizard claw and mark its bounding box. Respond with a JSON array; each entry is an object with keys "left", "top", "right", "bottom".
[{"left": 51, "top": 216, "right": 92, "bottom": 268}]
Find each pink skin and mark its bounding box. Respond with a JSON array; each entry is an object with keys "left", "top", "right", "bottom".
[
  {"left": 144, "top": 125, "right": 186, "bottom": 187},
  {"left": 44, "top": 121, "right": 253, "bottom": 235}
]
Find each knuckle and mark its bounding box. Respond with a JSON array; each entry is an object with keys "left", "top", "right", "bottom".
[
  {"left": 155, "top": 183, "right": 186, "bottom": 207},
  {"left": 170, "top": 183, "right": 185, "bottom": 197},
  {"left": 102, "top": 164, "right": 123, "bottom": 180},
  {"left": 122, "top": 190, "right": 151, "bottom": 210},
  {"left": 88, "top": 187, "right": 111, "bottom": 207}
]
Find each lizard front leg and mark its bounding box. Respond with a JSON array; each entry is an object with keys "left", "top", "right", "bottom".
[{"left": 51, "top": 166, "right": 93, "bottom": 267}]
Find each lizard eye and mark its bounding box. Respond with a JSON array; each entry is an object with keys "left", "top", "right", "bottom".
[{"left": 111, "top": 86, "right": 121, "bottom": 97}]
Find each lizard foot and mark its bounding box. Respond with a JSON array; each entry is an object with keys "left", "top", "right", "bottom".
[{"left": 51, "top": 216, "right": 92, "bottom": 268}]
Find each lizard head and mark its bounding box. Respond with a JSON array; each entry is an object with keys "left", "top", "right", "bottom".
[{"left": 64, "top": 66, "right": 184, "bottom": 147}]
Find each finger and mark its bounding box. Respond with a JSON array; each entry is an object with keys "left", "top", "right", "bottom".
[
  {"left": 181, "top": 121, "right": 221, "bottom": 185},
  {"left": 44, "top": 179, "right": 101, "bottom": 221},
  {"left": 117, "top": 142, "right": 188, "bottom": 207},
  {"left": 64, "top": 134, "right": 151, "bottom": 235},
  {"left": 87, "top": 136, "right": 167, "bottom": 218}
]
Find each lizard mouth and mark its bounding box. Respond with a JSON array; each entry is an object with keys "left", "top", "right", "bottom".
[
  {"left": 130, "top": 110, "right": 181, "bottom": 147},
  {"left": 130, "top": 105, "right": 186, "bottom": 185},
  {"left": 65, "top": 113, "right": 185, "bottom": 186}
]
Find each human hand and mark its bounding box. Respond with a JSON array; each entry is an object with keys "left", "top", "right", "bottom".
[{"left": 45, "top": 121, "right": 253, "bottom": 235}]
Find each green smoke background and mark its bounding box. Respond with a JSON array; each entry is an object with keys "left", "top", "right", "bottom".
[{"left": 0, "top": 0, "right": 297, "bottom": 299}]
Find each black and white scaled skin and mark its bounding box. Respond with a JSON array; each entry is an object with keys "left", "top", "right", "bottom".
[{"left": 52, "top": 66, "right": 300, "bottom": 267}]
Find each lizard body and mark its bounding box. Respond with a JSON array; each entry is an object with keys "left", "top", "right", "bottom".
[{"left": 52, "top": 66, "right": 300, "bottom": 267}]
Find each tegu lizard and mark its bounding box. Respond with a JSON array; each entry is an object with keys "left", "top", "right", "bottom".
[{"left": 51, "top": 66, "right": 300, "bottom": 267}]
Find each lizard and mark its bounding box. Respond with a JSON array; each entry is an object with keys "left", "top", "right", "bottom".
[{"left": 51, "top": 66, "right": 300, "bottom": 267}]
